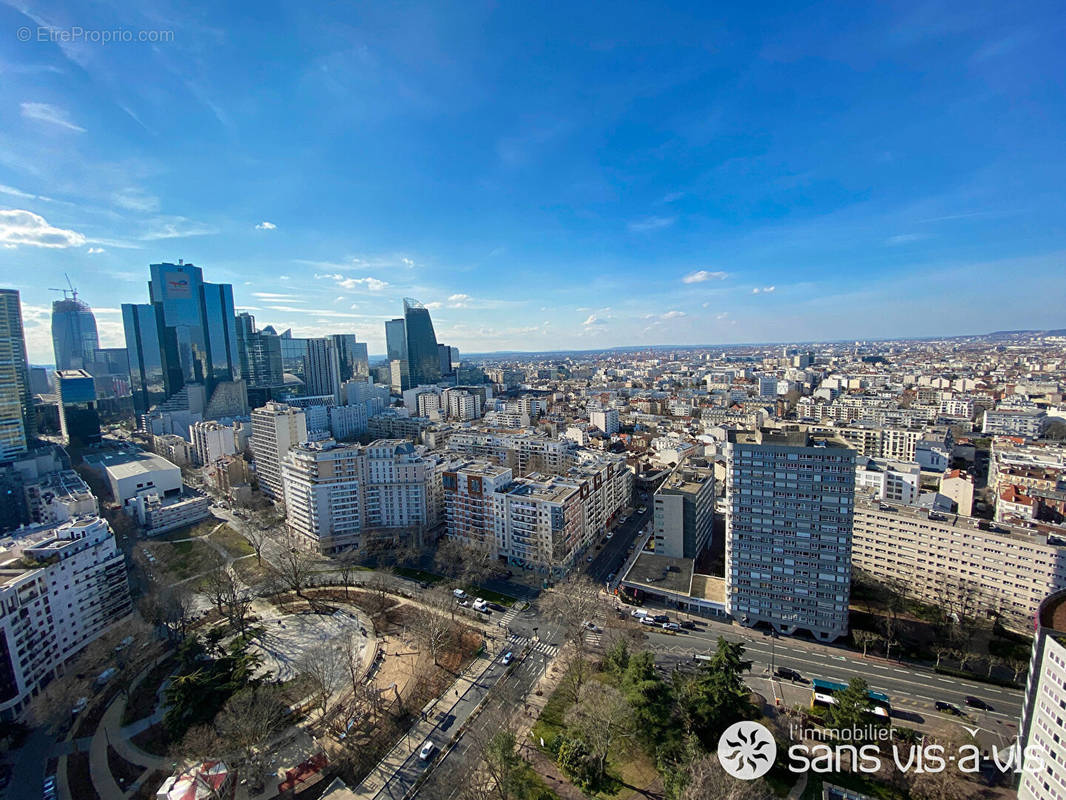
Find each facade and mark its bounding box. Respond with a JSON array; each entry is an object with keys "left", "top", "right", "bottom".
[
  {"left": 653, "top": 463, "right": 714, "bottom": 558},
  {"left": 984, "top": 408, "right": 1048, "bottom": 439},
  {"left": 0, "top": 516, "right": 133, "bottom": 720},
  {"left": 385, "top": 319, "right": 409, "bottom": 392},
  {"left": 235, "top": 312, "right": 283, "bottom": 388},
  {"left": 445, "top": 431, "right": 577, "bottom": 477},
  {"left": 442, "top": 461, "right": 513, "bottom": 553},
  {"left": 853, "top": 457, "right": 920, "bottom": 505},
  {"left": 85, "top": 450, "right": 183, "bottom": 504},
  {"left": 51, "top": 295, "right": 99, "bottom": 372},
  {"left": 1019, "top": 590, "right": 1066, "bottom": 800},
  {"left": 366, "top": 409, "right": 428, "bottom": 441},
  {"left": 364, "top": 439, "right": 445, "bottom": 531},
  {"left": 330, "top": 334, "right": 369, "bottom": 381},
  {"left": 851, "top": 499, "right": 1066, "bottom": 633},
  {"left": 306, "top": 338, "right": 342, "bottom": 402},
  {"left": 403, "top": 298, "right": 442, "bottom": 387},
  {"left": 190, "top": 419, "right": 240, "bottom": 465},
  {"left": 0, "top": 289, "right": 34, "bottom": 458},
  {"left": 56, "top": 369, "right": 101, "bottom": 447},
  {"left": 328, "top": 404, "right": 368, "bottom": 440},
  {"left": 283, "top": 439, "right": 367, "bottom": 553},
  {"left": 589, "top": 408, "right": 620, "bottom": 435},
  {"left": 121, "top": 302, "right": 166, "bottom": 413},
  {"left": 725, "top": 429, "right": 855, "bottom": 641},
  {"left": 251, "top": 402, "right": 308, "bottom": 499},
  {"left": 23, "top": 470, "right": 98, "bottom": 526},
  {"left": 494, "top": 475, "right": 584, "bottom": 576}
]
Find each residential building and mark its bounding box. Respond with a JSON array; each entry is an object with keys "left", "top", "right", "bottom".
[
  {"left": 984, "top": 407, "right": 1049, "bottom": 439},
  {"left": 152, "top": 433, "right": 194, "bottom": 466},
  {"left": 445, "top": 431, "right": 577, "bottom": 477},
  {"left": 367, "top": 409, "right": 428, "bottom": 441},
  {"left": 0, "top": 516, "right": 133, "bottom": 720},
  {"left": 853, "top": 457, "right": 920, "bottom": 505},
  {"left": 725, "top": 429, "right": 855, "bottom": 641},
  {"left": 23, "top": 470, "right": 98, "bottom": 526},
  {"left": 364, "top": 439, "right": 445, "bottom": 532},
  {"left": 0, "top": 289, "right": 34, "bottom": 458},
  {"left": 851, "top": 499, "right": 1066, "bottom": 634},
  {"left": 939, "top": 469, "right": 974, "bottom": 515},
  {"left": 51, "top": 293, "right": 99, "bottom": 372},
  {"left": 190, "top": 419, "right": 241, "bottom": 465},
  {"left": 494, "top": 475, "right": 584, "bottom": 576},
  {"left": 442, "top": 461, "right": 513, "bottom": 553},
  {"left": 653, "top": 462, "right": 714, "bottom": 558},
  {"left": 250, "top": 402, "right": 308, "bottom": 499},
  {"left": 56, "top": 369, "right": 101, "bottom": 447},
  {"left": 328, "top": 404, "right": 368, "bottom": 440},
  {"left": 283, "top": 438, "right": 366, "bottom": 553},
  {"left": 590, "top": 408, "right": 620, "bottom": 436},
  {"left": 1019, "top": 589, "right": 1066, "bottom": 800},
  {"left": 445, "top": 389, "right": 480, "bottom": 421}
]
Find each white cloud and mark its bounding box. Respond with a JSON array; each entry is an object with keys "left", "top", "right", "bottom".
[
  {"left": 682, "top": 269, "right": 728, "bottom": 284},
  {"left": 400, "top": 257, "right": 414, "bottom": 267},
  {"left": 251, "top": 292, "right": 303, "bottom": 301},
  {"left": 338, "top": 276, "right": 388, "bottom": 291},
  {"left": 715, "top": 312, "right": 729, "bottom": 320},
  {"left": 20, "top": 102, "right": 86, "bottom": 133},
  {"left": 87, "top": 246, "right": 105, "bottom": 254},
  {"left": 140, "top": 217, "right": 218, "bottom": 240},
  {"left": 425, "top": 301, "right": 443, "bottom": 310},
  {"left": 0, "top": 209, "right": 86, "bottom": 248},
  {"left": 661, "top": 310, "right": 686, "bottom": 319},
  {"left": 112, "top": 188, "right": 160, "bottom": 213},
  {"left": 447, "top": 293, "right": 472, "bottom": 308},
  {"left": 583, "top": 314, "right": 604, "bottom": 326},
  {"left": 255, "top": 221, "right": 277, "bottom": 230},
  {"left": 701, "top": 302, "right": 710, "bottom": 308},
  {"left": 628, "top": 216, "right": 676, "bottom": 233},
  {"left": 279, "top": 275, "right": 291, "bottom": 281},
  {"left": 885, "top": 233, "right": 926, "bottom": 245},
  {"left": 752, "top": 286, "right": 776, "bottom": 294}
]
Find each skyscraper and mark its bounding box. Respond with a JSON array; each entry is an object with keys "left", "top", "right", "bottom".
[
  {"left": 403, "top": 298, "right": 442, "bottom": 386},
  {"left": 51, "top": 292, "right": 99, "bottom": 372},
  {"left": 0, "top": 289, "right": 34, "bottom": 458},
  {"left": 122, "top": 262, "right": 240, "bottom": 413},
  {"left": 56, "top": 369, "right": 102, "bottom": 447},
  {"left": 329, "top": 334, "right": 369, "bottom": 382},
  {"left": 305, "top": 338, "right": 341, "bottom": 401},
  {"left": 122, "top": 303, "right": 166, "bottom": 413},
  {"left": 385, "top": 318, "right": 408, "bottom": 391},
  {"left": 725, "top": 429, "right": 855, "bottom": 642},
  {"left": 235, "top": 312, "right": 283, "bottom": 388}
]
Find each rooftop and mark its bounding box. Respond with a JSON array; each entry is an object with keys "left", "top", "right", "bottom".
[
  {"left": 621, "top": 553, "right": 693, "bottom": 595},
  {"left": 84, "top": 449, "right": 179, "bottom": 478}
]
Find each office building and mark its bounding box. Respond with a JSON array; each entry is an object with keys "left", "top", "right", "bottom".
[
  {"left": 0, "top": 289, "right": 34, "bottom": 458},
  {"left": 385, "top": 318, "right": 409, "bottom": 392},
  {"left": 1019, "top": 589, "right": 1066, "bottom": 800},
  {"left": 51, "top": 292, "right": 99, "bottom": 372},
  {"left": 251, "top": 402, "right": 308, "bottom": 499},
  {"left": 235, "top": 313, "right": 283, "bottom": 389},
  {"left": 438, "top": 343, "right": 453, "bottom": 377},
  {"left": 56, "top": 369, "right": 101, "bottom": 447},
  {"left": 330, "top": 334, "right": 368, "bottom": 382},
  {"left": 305, "top": 338, "right": 342, "bottom": 402},
  {"left": 402, "top": 298, "right": 441, "bottom": 387},
  {"left": 121, "top": 262, "right": 240, "bottom": 413},
  {"left": 725, "top": 429, "right": 855, "bottom": 641},
  {"left": 28, "top": 367, "right": 50, "bottom": 396},
  {"left": 0, "top": 516, "right": 133, "bottom": 720},
  {"left": 653, "top": 462, "right": 714, "bottom": 559},
  {"left": 851, "top": 499, "right": 1066, "bottom": 634}
]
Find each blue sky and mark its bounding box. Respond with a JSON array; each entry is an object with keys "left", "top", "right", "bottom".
[{"left": 1, "top": 0, "right": 1065, "bottom": 363}]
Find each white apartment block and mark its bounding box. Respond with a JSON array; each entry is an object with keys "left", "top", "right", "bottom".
[
  {"left": 251, "top": 402, "right": 308, "bottom": 499},
  {"left": 984, "top": 408, "right": 1049, "bottom": 439},
  {"left": 445, "top": 390, "right": 481, "bottom": 421},
  {"left": 417, "top": 391, "right": 443, "bottom": 419},
  {"left": 494, "top": 475, "right": 585, "bottom": 576},
  {"left": 589, "top": 408, "right": 620, "bottom": 435},
  {"left": 363, "top": 439, "right": 446, "bottom": 531},
  {"left": 725, "top": 430, "right": 855, "bottom": 641},
  {"left": 328, "top": 404, "right": 368, "bottom": 440},
  {"left": 446, "top": 432, "right": 577, "bottom": 477},
  {"left": 939, "top": 397, "right": 975, "bottom": 419},
  {"left": 190, "top": 419, "right": 239, "bottom": 466},
  {"left": 653, "top": 463, "right": 714, "bottom": 559},
  {"left": 1019, "top": 590, "right": 1066, "bottom": 800},
  {"left": 24, "top": 470, "right": 98, "bottom": 526},
  {"left": 0, "top": 516, "right": 133, "bottom": 720},
  {"left": 852, "top": 500, "right": 1066, "bottom": 633},
  {"left": 283, "top": 439, "right": 366, "bottom": 553},
  {"left": 854, "top": 457, "right": 920, "bottom": 505}
]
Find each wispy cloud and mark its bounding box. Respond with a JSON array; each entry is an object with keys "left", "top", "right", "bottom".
[
  {"left": 140, "top": 217, "right": 218, "bottom": 240},
  {"left": 661, "top": 310, "right": 686, "bottom": 319},
  {"left": 87, "top": 246, "right": 105, "bottom": 254},
  {"left": 20, "top": 102, "right": 85, "bottom": 133},
  {"left": 314, "top": 272, "right": 389, "bottom": 291},
  {"left": 252, "top": 292, "right": 303, "bottom": 301},
  {"left": 628, "top": 216, "right": 676, "bottom": 233},
  {"left": 583, "top": 314, "right": 604, "bottom": 327},
  {"left": 113, "top": 188, "right": 159, "bottom": 213},
  {"left": 885, "top": 233, "right": 927, "bottom": 245},
  {"left": 752, "top": 286, "right": 776, "bottom": 294},
  {"left": 682, "top": 269, "right": 728, "bottom": 284},
  {"left": 0, "top": 209, "right": 86, "bottom": 248},
  {"left": 255, "top": 221, "right": 277, "bottom": 230}
]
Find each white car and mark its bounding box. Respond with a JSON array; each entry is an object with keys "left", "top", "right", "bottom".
[
  {"left": 501, "top": 651, "right": 514, "bottom": 665},
  {"left": 419, "top": 741, "right": 435, "bottom": 760},
  {"left": 453, "top": 588, "right": 468, "bottom": 600},
  {"left": 605, "top": 531, "right": 614, "bottom": 540},
  {"left": 583, "top": 621, "right": 602, "bottom": 633},
  {"left": 472, "top": 598, "right": 488, "bottom": 611}
]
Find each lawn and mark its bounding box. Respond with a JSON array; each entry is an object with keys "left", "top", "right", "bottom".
[
  {"left": 143, "top": 539, "right": 224, "bottom": 583},
  {"left": 394, "top": 566, "right": 447, "bottom": 584},
  {"left": 152, "top": 519, "right": 221, "bottom": 542},
  {"left": 209, "top": 525, "right": 254, "bottom": 558}
]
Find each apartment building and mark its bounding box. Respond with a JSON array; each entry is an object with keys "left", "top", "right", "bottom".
[
  {"left": 854, "top": 457, "right": 920, "bottom": 505},
  {"left": 442, "top": 461, "right": 513, "bottom": 553},
  {"left": 494, "top": 475, "right": 584, "bottom": 576},
  {"left": 589, "top": 408, "right": 619, "bottom": 435},
  {"left": 984, "top": 408, "right": 1048, "bottom": 439},
  {"left": 23, "top": 470, "right": 98, "bottom": 526},
  {"left": 653, "top": 462, "right": 714, "bottom": 558},
  {"left": 445, "top": 431, "right": 577, "bottom": 477},
  {"left": 1019, "top": 589, "right": 1066, "bottom": 800},
  {"left": 363, "top": 439, "right": 447, "bottom": 532},
  {"left": 190, "top": 419, "right": 242, "bottom": 466},
  {"left": 251, "top": 402, "right": 308, "bottom": 499},
  {"left": 725, "top": 429, "right": 855, "bottom": 641},
  {"left": 0, "top": 516, "right": 133, "bottom": 720},
  {"left": 851, "top": 499, "right": 1066, "bottom": 633},
  {"left": 283, "top": 439, "right": 366, "bottom": 553}
]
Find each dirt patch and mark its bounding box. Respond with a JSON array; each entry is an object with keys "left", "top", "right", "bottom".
[
  {"left": 107, "top": 745, "right": 145, "bottom": 788},
  {"left": 66, "top": 751, "right": 101, "bottom": 800}
]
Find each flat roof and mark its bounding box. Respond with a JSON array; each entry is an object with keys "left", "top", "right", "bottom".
[
  {"left": 85, "top": 450, "right": 179, "bottom": 478},
  {"left": 622, "top": 553, "right": 693, "bottom": 595}
]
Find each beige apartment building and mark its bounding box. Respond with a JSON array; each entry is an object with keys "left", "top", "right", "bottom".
[{"left": 852, "top": 498, "right": 1066, "bottom": 633}]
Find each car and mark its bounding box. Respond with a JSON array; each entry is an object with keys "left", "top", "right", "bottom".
[
  {"left": 631, "top": 608, "right": 648, "bottom": 618},
  {"left": 964, "top": 696, "right": 991, "bottom": 711},
  {"left": 662, "top": 622, "right": 681, "bottom": 631},
  {"left": 583, "top": 621, "right": 602, "bottom": 633},
  {"left": 419, "top": 741, "right": 436, "bottom": 760},
  {"left": 71, "top": 696, "right": 88, "bottom": 715},
  {"left": 935, "top": 701, "right": 962, "bottom": 715},
  {"left": 439, "top": 713, "right": 456, "bottom": 731},
  {"left": 587, "top": 555, "right": 594, "bottom": 562},
  {"left": 501, "top": 651, "right": 514, "bottom": 665},
  {"left": 453, "top": 589, "right": 468, "bottom": 600},
  {"left": 637, "top": 506, "right": 647, "bottom": 513},
  {"left": 472, "top": 598, "right": 488, "bottom": 611},
  {"left": 652, "top": 614, "right": 669, "bottom": 623},
  {"left": 487, "top": 602, "right": 506, "bottom": 612},
  {"left": 640, "top": 617, "right": 656, "bottom": 625},
  {"left": 605, "top": 531, "right": 614, "bottom": 540},
  {"left": 775, "top": 667, "right": 801, "bottom": 681},
  {"left": 680, "top": 620, "right": 696, "bottom": 630}
]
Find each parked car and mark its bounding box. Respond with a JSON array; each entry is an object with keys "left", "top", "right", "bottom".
[
  {"left": 775, "top": 667, "right": 802, "bottom": 682},
  {"left": 965, "top": 696, "right": 991, "bottom": 711},
  {"left": 679, "top": 620, "right": 696, "bottom": 630},
  {"left": 472, "top": 598, "right": 488, "bottom": 611},
  {"left": 631, "top": 608, "right": 648, "bottom": 618},
  {"left": 587, "top": 555, "right": 594, "bottom": 562},
  {"left": 662, "top": 622, "right": 681, "bottom": 631},
  {"left": 453, "top": 589, "right": 468, "bottom": 600},
  {"left": 605, "top": 531, "right": 614, "bottom": 540},
  {"left": 487, "top": 602, "right": 506, "bottom": 612},
  {"left": 501, "top": 652, "right": 514, "bottom": 665},
  {"left": 935, "top": 701, "right": 962, "bottom": 715},
  {"left": 419, "top": 741, "right": 436, "bottom": 760},
  {"left": 640, "top": 617, "right": 656, "bottom": 626},
  {"left": 652, "top": 614, "right": 669, "bottom": 623}
]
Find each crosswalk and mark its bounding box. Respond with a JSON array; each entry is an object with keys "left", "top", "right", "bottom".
[
  {"left": 498, "top": 605, "right": 520, "bottom": 629},
  {"left": 507, "top": 633, "right": 560, "bottom": 660},
  {"left": 584, "top": 629, "right": 603, "bottom": 648}
]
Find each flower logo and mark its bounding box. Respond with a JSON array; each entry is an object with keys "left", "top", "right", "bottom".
[{"left": 717, "top": 721, "right": 777, "bottom": 780}]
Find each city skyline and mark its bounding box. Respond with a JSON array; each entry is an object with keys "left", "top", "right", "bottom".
[{"left": 2, "top": 1, "right": 1066, "bottom": 361}]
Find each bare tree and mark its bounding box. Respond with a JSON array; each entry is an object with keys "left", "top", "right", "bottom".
[
  {"left": 853, "top": 629, "right": 882, "bottom": 657},
  {"left": 565, "top": 681, "right": 635, "bottom": 780},
  {"left": 933, "top": 644, "right": 953, "bottom": 668},
  {"left": 300, "top": 643, "right": 346, "bottom": 722},
  {"left": 1006, "top": 656, "right": 1028, "bottom": 683},
  {"left": 411, "top": 603, "right": 458, "bottom": 667},
  {"left": 200, "top": 564, "right": 233, "bottom": 618},
  {"left": 335, "top": 552, "right": 362, "bottom": 600},
  {"left": 340, "top": 629, "right": 365, "bottom": 697},
  {"left": 270, "top": 543, "right": 315, "bottom": 598},
  {"left": 676, "top": 756, "right": 774, "bottom": 800},
  {"left": 540, "top": 573, "right": 603, "bottom": 649},
  {"left": 215, "top": 687, "right": 287, "bottom": 792}
]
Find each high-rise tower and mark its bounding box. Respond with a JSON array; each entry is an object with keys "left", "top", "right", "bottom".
[
  {"left": 0, "top": 289, "right": 34, "bottom": 458},
  {"left": 51, "top": 290, "right": 99, "bottom": 372},
  {"left": 403, "top": 298, "right": 441, "bottom": 386}
]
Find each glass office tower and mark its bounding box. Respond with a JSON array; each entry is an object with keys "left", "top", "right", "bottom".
[
  {"left": 0, "top": 289, "right": 33, "bottom": 458},
  {"left": 403, "top": 298, "right": 441, "bottom": 386},
  {"left": 51, "top": 294, "right": 99, "bottom": 372}
]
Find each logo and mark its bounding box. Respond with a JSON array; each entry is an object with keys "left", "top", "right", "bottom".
[{"left": 718, "top": 721, "right": 777, "bottom": 780}]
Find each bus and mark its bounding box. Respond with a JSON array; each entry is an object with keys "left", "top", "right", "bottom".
[{"left": 811, "top": 679, "right": 891, "bottom": 719}]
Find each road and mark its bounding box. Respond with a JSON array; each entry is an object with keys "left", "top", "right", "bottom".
[
  {"left": 638, "top": 614, "right": 1024, "bottom": 732},
  {"left": 585, "top": 499, "right": 653, "bottom": 583}
]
